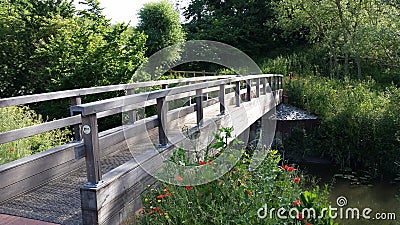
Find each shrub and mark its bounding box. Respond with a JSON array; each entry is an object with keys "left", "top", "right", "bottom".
[
  {"left": 285, "top": 76, "right": 400, "bottom": 176},
  {"left": 137, "top": 128, "right": 335, "bottom": 225},
  {"left": 0, "top": 106, "right": 71, "bottom": 165}
]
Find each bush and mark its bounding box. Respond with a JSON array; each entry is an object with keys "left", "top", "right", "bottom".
[
  {"left": 136, "top": 128, "right": 335, "bottom": 225},
  {"left": 285, "top": 76, "right": 400, "bottom": 176},
  {"left": 0, "top": 106, "right": 71, "bottom": 165}
]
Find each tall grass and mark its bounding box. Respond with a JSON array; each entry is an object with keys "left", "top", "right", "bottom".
[{"left": 0, "top": 106, "right": 71, "bottom": 165}]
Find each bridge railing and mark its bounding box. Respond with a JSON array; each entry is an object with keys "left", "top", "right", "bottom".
[
  {"left": 70, "top": 74, "right": 283, "bottom": 224},
  {"left": 0, "top": 75, "right": 239, "bottom": 203}
]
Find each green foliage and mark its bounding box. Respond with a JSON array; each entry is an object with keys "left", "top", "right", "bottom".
[
  {"left": 0, "top": 106, "right": 71, "bottom": 165},
  {"left": 274, "top": 0, "right": 400, "bottom": 80},
  {"left": 286, "top": 76, "right": 400, "bottom": 176},
  {"left": 183, "top": 0, "right": 291, "bottom": 60},
  {"left": 137, "top": 129, "right": 335, "bottom": 225},
  {"left": 137, "top": 0, "right": 186, "bottom": 57},
  {"left": 0, "top": 0, "right": 147, "bottom": 98}
]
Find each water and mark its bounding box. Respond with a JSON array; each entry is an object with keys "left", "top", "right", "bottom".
[{"left": 300, "top": 162, "right": 400, "bottom": 225}]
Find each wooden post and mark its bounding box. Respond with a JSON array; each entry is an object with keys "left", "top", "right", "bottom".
[
  {"left": 186, "top": 82, "right": 191, "bottom": 106},
  {"left": 255, "top": 78, "right": 260, "bottom": 97},
  {"left": 196, "top": 89, "right": 203, "bottom": 125},
  {"left": 157, "top": 96, "right": 168, "bottom": 147},
  {"left": 219, "top": 84, "right": 225, "bottom": 115},
  {"left": 262, "top": 77, "right": 267, "bottom": 95},
  {"left": 235, "top": 81, "right": 240, "bottom": 107},
  {"left": 81, "top": 114, "right": 102, "bottom": 185},
  {"left": 126, "top": 88, "right": 136, "bottom": 124},
  {"left": 268, "top": 77, "right": 272, "bottom": 91},
  {"left": 246, "top": 79, "right": 251, "bottom": 101},
  {"left": 71, "top": 96, "right": 82, "bottom": 141}
]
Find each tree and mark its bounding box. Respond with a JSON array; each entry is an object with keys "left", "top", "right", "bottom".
[
  {"left": 182, "top": 0, "right": 289, "bottom": 60},
  {"left": 137, "top": 0, "right": 186, "bottom": 57},
  {"left": 274, "top": 0, "right": 400, "bottom": 80}
]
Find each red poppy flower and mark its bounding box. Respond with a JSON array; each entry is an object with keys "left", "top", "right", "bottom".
[
  {"left": 185, "top": 186, "right": 193, "bottom": 191},
  {"left": 293, "top": 200, "right": 301, "bottom": 206},
  {"left": 175, "top": 176, "right": 183, "bottom": 181},
  {"left": 156, "top": 194, "right": 165, "bottom": 199},
  {"left": 148, "top": 210, "right": 155, "bottom": 215},
  {"left": 306, "top": 221, "right": 312, "bottom": 225},
  {"left": 199, "top": 161, "right": 206, "bottom": 165},
  {"left": 154, "top": 207, "right": 159, "bottom": 211},
  {"left": 9, "top": 148, "right": 14, "bottom": 153},
  {"left": 297, "top": 213, "right": 304, "bottom": 220},
  {"left": 281, "top": 165, "right": 289, "bottom": 170},
  {"left": 165, "top": 193, "right": 172, "bottom": 197},
  {"left": 287, "top": 167, "right": 295, "bottom": 171},
  {"left": 294, "top": 177, "right": 300, "bottom": 184},
  {"left": 245, "top": 190, "right": 251, "bottom": 195}
]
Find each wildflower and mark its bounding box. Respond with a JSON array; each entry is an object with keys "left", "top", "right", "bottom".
[
  {"left": 306, "top": 221, "right": 312, "bottom": 225},
  {"left": 9, "top": 148, "right": 14, "bottom": 153},
  {"left": 175, "top": 176, "right": 183, "bottom": 181},
  {"left": 208, "top": 160, "right": 212, "bottom": 165},
  {"left": 144, "top": 198, "right": 148, "bottom": 202},
  {"left": 294, "top": 177, "right": 300, "bottom": 184},
  {"left": 164, "top": 187, "right": 169, "bottom": 192},
  {"left": 281, "top": 165, "right": 289, "bottom": 170},
  {"left": 185, "top": 186, "right": 193, "bottom": 191},
  {"left": 297, "top": 213, "right": 304, "bottom": 220},
  {"left": 165, "top": 214, "right": 169, "bottom": 219},
  {"left": 199, "top": 161, "right": 206, "bottom": 165},
  {"left": 165, "top": 193, "right": 172, "bottom": 197},
  {"left": 156, "top": 194, "right": 165, "bottom": 199},
  {"left": 245, "top": 190, "right": 251, "bottom": 195},
  {"left": 287, "top": 166, "right": 295, "bottom": 171},
  {"left": 157, "top": 200, "right": 161, "bottom": 203},
  {"left": 293, "top": 200, "right": 301, "bottom": 206},
  {"left": 154, "top": 207, "right": 159, "bottom": 211}
]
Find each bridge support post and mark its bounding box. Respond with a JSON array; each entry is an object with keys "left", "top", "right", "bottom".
[
  {"left": 262, "top": 77, "right": 267, "bottom": 95},
  {"left": 82, "top": 114, "right": 102, "bottom": 185},
  {"left": 196, "top": 89, "right": 203, "bottom": 125},
  {"left": 126, "top": 88, "right": 136, "bottom": 124},
  {"left": 246, "top": 79, "right": 251, "bottom": 101},
  {"left": 70, "top": 96, "right": 82, "bottom": 141},
  {"left": 157, "top": 96, "right": 168, "bottom": 147},
  {"left": 255, "top": 78, "right": 260, "bottom": 97},
  {"left": 219, "top": 84, "right": 225, "bottom": 115},
  {"left": 235, "top": 81, "right": 240, "bottom": 107}
]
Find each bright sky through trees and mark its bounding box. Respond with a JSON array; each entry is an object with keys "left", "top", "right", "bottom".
[{"left": 73, "top": 0, "right": 188, "bottom": 26}]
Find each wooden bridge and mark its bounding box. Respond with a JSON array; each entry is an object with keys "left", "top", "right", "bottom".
[{"left": 0, "top": 74, "right": 283, "bottom": 225}]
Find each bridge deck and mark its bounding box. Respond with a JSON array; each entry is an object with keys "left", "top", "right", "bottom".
[{"left": 0, "top": 101, "right": 223, "bottom": 225}]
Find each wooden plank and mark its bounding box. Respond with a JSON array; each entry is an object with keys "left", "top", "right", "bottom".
[
  {"left": 70, "top": 75, "right": 279, "bottom": 116},
  {"left": 0, "top": 142, "right": 81, "bottom": 202},
  {"left": 82, "top": 114, "right": 102, "bottom": 185},
  {"left": 0, "top": 75, "right": 235, "bottom": 108},
  {"left": 0, "top": 115, "right": 81, "bottom": 145}
]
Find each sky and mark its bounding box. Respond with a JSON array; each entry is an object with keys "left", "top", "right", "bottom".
[{"left": 74, "top": 0, "right": 189, "bottom": 27}]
